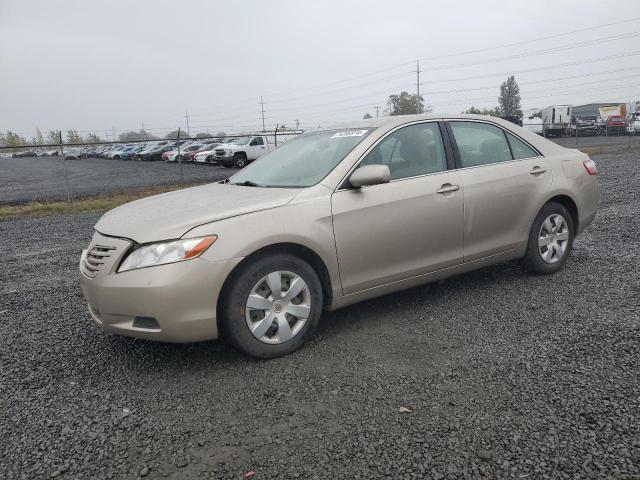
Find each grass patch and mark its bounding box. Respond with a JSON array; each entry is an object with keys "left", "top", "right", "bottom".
[{"left": 0, "top": 183, "right": 204, "bottom": 221}]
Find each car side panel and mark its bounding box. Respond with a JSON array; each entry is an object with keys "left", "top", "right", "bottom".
[
  {"left": 331, "top": 172, "right": 464, "bottom": 294},
  {"left": 457, "top": 157, "right": 554, "bottom": 262}
]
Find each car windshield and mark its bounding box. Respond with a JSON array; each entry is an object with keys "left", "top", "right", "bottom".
[
  {"left": 227, "top": 136, "right": 250, "bottom": 144},
  {"left": 230, "top": 128, "right": 373, "bottom": 188}
]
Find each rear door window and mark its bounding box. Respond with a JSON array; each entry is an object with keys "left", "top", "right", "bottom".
[{"left": 449, "top": 122, "right": 512, "bottom": 167}]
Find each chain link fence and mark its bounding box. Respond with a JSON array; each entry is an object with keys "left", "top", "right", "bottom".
[{"left": 0, "top": 130, "right": 302, "bottom": 205}]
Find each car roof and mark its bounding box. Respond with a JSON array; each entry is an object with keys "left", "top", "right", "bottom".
[{"left": 312, "top": 113, "right": 512, "bottom": 131}]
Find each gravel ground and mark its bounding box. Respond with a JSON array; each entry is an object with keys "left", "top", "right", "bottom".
[
  {"left": 0, "top": 156, "right": 232, "bottom": 205},
  {"left": 0, "top": 151, "right": 638, "bottom": 479}
]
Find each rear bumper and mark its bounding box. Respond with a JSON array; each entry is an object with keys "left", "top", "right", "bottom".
[{"left": 80, "top": 238, "right": 242, "bottom": 343}]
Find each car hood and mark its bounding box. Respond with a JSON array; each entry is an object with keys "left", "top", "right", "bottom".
[
  {"left": 216, "top": 143, "right": 247, "bottom": 149},
  {"left": 95, "top": 183, "right": 299, "bottom": 243}
]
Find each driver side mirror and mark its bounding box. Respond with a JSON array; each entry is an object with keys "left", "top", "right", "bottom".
[{"left": 349, "top": 164, "right": 391, "bottom": 188}]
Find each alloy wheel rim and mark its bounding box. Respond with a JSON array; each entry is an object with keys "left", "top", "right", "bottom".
[
  {"left": 538, "top": 214, "right": 569, "bottom": 264},
  {"left": 245, "top": 270, "right": 311, "bottom": 344}
]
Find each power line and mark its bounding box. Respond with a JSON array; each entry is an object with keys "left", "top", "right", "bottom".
[
  {"left": 423, "top": 31, "right": 640, "bottom": 73},
  {"left": 259, "top": 16, "right": 640, "bottom": 98}
]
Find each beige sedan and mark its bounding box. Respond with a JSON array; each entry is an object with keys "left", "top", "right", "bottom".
[{"left": 80, "top": 114, "right": 599, "bottom": 357}]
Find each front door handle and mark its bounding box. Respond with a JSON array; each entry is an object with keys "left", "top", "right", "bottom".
[
  {"left": 436, "top": 184, "right": 460, "bottom": 194},
  {"left": 530, "top": 166, "right": 546, "bottom": 175}
]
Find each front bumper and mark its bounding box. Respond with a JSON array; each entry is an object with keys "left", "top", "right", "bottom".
[
  {"left": 210, "top": 154, "right": 233, "bottom": 166},
  {"left": 80, "top": 231, "right": 242, "bottom": 343}
]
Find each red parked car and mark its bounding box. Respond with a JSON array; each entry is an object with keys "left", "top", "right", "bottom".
[{"left": 606, "top": 115, "right": 627, "bottom": 134}]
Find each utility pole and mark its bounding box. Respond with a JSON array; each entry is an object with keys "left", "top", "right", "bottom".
[
  {"left": 184, "top": 111, "right": 190, "bottom": 137},
  {"left": 414, "top": 60, "right": 423, "bottom": 113},
  {"left": 141, "top": 121, "right": 146, "bottom": 139},
  {"left": 295, "top": 119, "right": 300, "bottom": 130},
  {"left": 112, "top": 126, "right": 116, "bottom": 142},
  {"left": 260, "top": 96, "right": 266, "bottom": 132},
  {"left": 374, "top": 106, "right": 380, "bottom": 118}
]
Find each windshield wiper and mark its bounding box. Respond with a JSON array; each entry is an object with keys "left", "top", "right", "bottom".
[{"left": 231, "top": 180, "right": 262, "bottom": 187}]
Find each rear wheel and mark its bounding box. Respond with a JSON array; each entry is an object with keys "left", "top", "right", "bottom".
[
  {"left": 522, "top": 202, "right": 574, "bottom": 274},
  {"left": 220, "top": 254, "right": 323, "bottom": 358}
]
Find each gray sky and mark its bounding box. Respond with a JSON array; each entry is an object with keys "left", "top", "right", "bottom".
[{"left": 1, "top": 0, "right": 639, "bottom": 139}]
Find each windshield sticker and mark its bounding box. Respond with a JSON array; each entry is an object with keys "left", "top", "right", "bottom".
[{"left": 331, "top": 129, "right": 368, "bottom": 138}]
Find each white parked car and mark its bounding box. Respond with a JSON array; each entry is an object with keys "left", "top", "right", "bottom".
[
  {"left": 193, "top": 144, "right": 223, "bottom": 164},
  {"left": 165, "top": 143, "right": 204, "bottom": 162},
  {"left": 522, "top": 115, "right": 543, "bottom": 135},
  {"left": 627, "top": 112, "right": 640, "bottom": 134},
  {"left": 210, "top": 135, "right": 273, "bottom": 168}
]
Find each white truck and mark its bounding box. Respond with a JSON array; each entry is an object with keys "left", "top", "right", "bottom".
[
  {"left": 211, "top": 135, "right": 274, "bottom": 168},
  {"left": 541, "top": 105, "right": 572, "bottom": 137}
]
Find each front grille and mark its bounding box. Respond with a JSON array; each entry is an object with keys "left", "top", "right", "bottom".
[{"left": 82, "top": 245, "right": 116, "bottom": 278}]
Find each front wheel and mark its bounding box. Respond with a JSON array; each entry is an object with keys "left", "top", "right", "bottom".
[
  {"left": 233, "top": 153, "right": 247, "bottom": 168},
  {"left": 521, "top": 202, "right": 574, "bottom": 274},
  {"left": 220, "top": 254, "right": 323, "bottom": 358}
]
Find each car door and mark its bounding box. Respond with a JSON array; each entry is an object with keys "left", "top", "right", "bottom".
[
  {"left": 331, "top": 122, "right": 464, "bottom": 295},
  {"left": 446, "top": 120, "right": 553, "bottom": 262},
  {"left": 249, "top": 136, "right": 267, "bottom": 159}
]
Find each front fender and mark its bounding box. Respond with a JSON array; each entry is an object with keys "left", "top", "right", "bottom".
[{"left": 184, "top": 189, "right": 342, "bottom": 302}]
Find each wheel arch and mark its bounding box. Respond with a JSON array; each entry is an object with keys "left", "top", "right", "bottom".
[
  {"left": 545, "top": 194, "right": 579, "bottom": 232},
  {"left": 216, "top": 242, "right": 334, "bottom": 335}
]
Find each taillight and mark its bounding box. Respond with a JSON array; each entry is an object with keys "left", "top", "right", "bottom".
[{"left": 583, "top": 159, "right": 598, "bottom": 176}]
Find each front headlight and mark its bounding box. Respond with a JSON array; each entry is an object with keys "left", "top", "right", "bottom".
[{"left": 118, "top": 235, "right": 217, "bottom": 272}]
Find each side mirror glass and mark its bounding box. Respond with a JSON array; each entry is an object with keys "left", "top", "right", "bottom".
[{"left": 349, "top": 164, "right": 391, "bottom": 188}]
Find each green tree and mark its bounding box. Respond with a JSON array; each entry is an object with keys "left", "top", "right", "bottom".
[
  {"left": 119, "top": 131, "right": 144, "bottom": 142},
  {"left": 386, "top": 91, "right": 430, "bottom": 116},
  {"left": 465, "top": 106, "right": 500, "bottom": 116},
  {"left": 497, "top": 76, "right": 522, "bottom": 117},
  {"left": 3, "top": 130, "right": 28, "bottom": 146},
  {"left": 214, "top": 131, "right": 227, "bottom": 137},
  {"left": 85, "top": 132, "right": 102, "bottom": 143},
  {"left": 32, "top": 127, "right": 45, "bottom": 146},
  {"left": 195, "top": 132, "right": 211, "bottom": 138},
  {"left": 66, "top": 129, "right": 83, "bottom": 144},
  {"left": 164, "top": 129, "right": 184, "bottom": 140},
  {"left": 47, "top": 129, "right": 62, "bottom": 145},
  {"left": 363, "top": 113, "right": 373, "bottom": 119}
]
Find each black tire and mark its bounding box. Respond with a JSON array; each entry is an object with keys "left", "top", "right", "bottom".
[
  {"left": 233, "top": 153, "right": 247, "bottom": 168},
  {"left": 220, "top": 254, "right": 323, "bottom": 358},
  {"left": 521, "top": 201, "right": 574, "bottom": 274}
]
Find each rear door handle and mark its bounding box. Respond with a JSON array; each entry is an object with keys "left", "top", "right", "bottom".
[
  {"left": 530, "top": 166, "right": 546, "bottom": 175},
  {"left": 436, "top": 184, "right": 460, "bottom": 194}
]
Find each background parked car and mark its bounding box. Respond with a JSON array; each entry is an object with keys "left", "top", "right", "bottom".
[
  {"left": 64, "top": 148, "right": 82, "bottom": 160},
  {"left": 605, "top": 115, "right": 627, "bottom": 135},
  {"left": 13, "top": 150, "right": 38, "bottom": 158},
  {"left": 522, "top": 115, "right": 543, "bottom": 135},
  {"left": 193, "top": 143, "right": 224, "bottom": 163},
  {"left": 165, "top": 143, "right": 204, "bottom": 162},
  {"left": 141, "top": 144, "right": 177, "bottom": 161},
  {"left": 567, "top": 117, "right": 599, "bottom": 136},
  {"left": 627, "top": 112, "right": 640, "bottom": 135}
]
